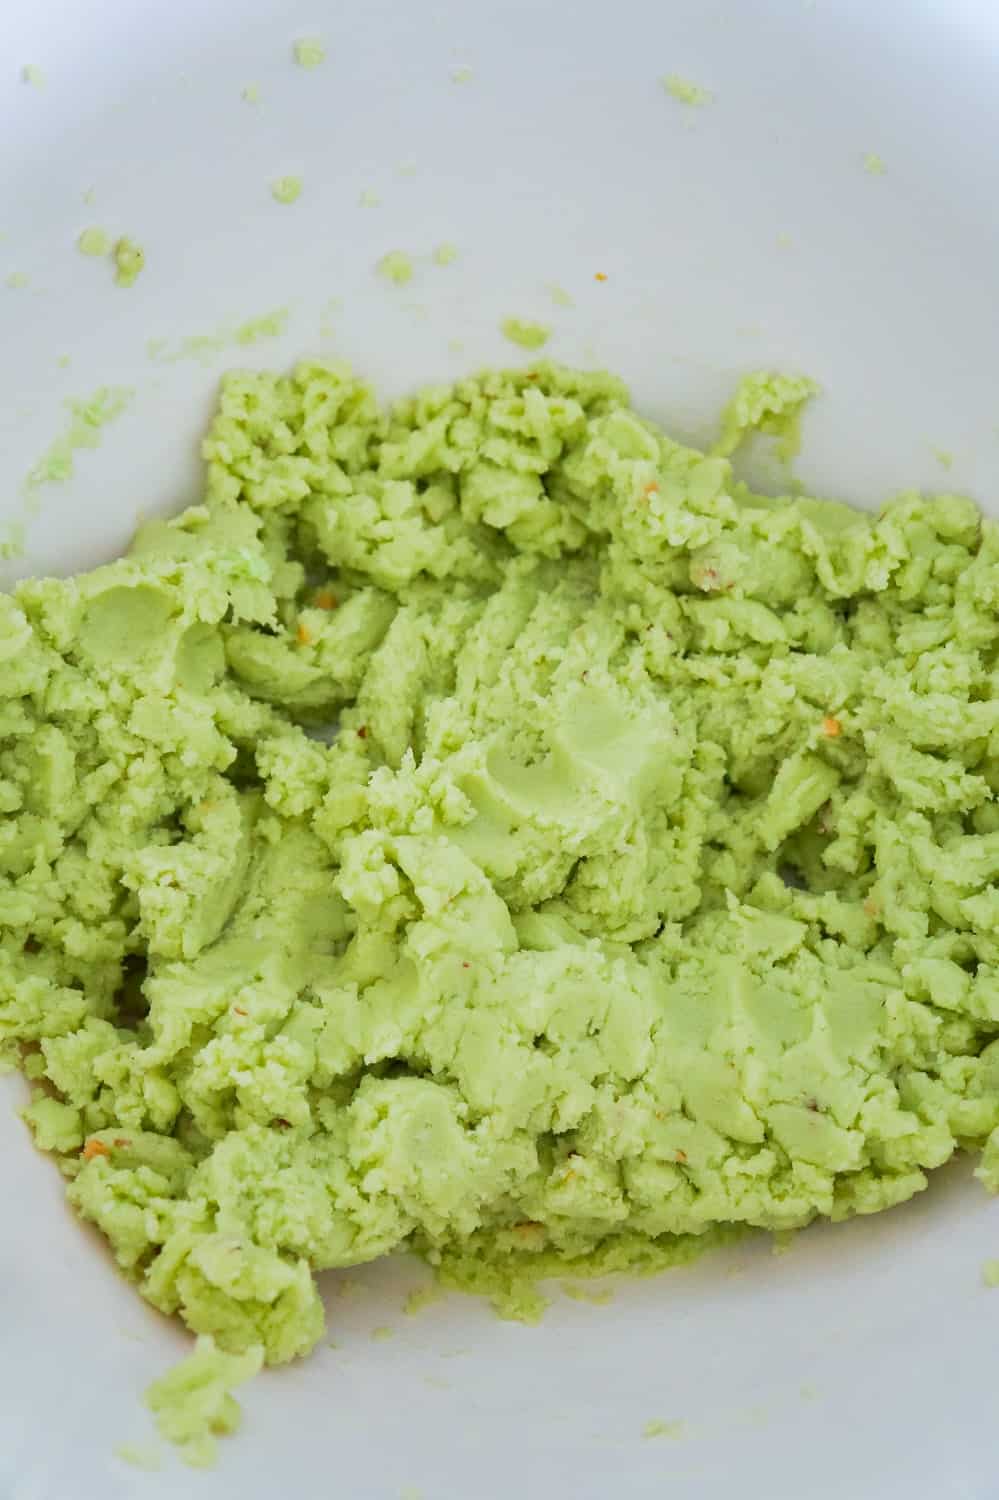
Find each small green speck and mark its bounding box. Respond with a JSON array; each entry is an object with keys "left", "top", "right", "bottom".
[
  {"left": 5, "top": 271, "right": 29, "bottom": 289},
  {"left": 359, "top": 188, "right": 381, "bottom": 207},
  {"left": 863, "top": 152, "right": 886, "bottom": 175},
  {"left": 776, "top": 232, "right": 793, "bottom": 250},
  {"left": 294, "top": 37, "right": 326, "bottom": 68},
  {"left": 114, "top": 1443, "right": 162, "bottom": 1472},
  {"left": 662, "top": 73, "right": 711, "bottom": 106},
  {"left": 81, "top": 187, "right": 96, "bottom": 206},
  {"left": 241, "top": 82, "right": 261, "bottom": 105},
  {"left": 77, "top": 226, "right": 110, "bottom": 257},
  {"left": 371, "top": 1325, "right": 394, "bottom": 1342},
  {"left": 396, "top": 160, "right": 417, "bottom": 178},
  {"left": 377, "top": 250, "right": 414, "bottom": 285},
  {"left": 21, "top": 64, "right": 45, "bottom": 89},
  {"left": 57, "top": 354, "right": 71, "bottom": 369},
  {"left": 433, "top": 242, "right": 458, "bottom": 266},
  {"left": 450, "top": 64, "right": 473, "bottom": 83},
  {"left": 547, "top": 282, "right": 574, "bottom": 308},
  {"left": 271, "top": 176, "right": 303, "bottom": 205},
  {"left": 642, "top": 1418, "right": 687, "bottom": 1441},
  {"left": 982, "top": 1259, "right": 999, "bottom": 1287},
  {"left": 932, "top": 447, "right": 954, "bottom": 470},
  {"left": 500, "top": 317, "right": 551, "bottom": 350},
  {"left": 113, "top": 237, "right": 145, "bottom": 287},
  {"left": 447, "top": 338, "right": 465, "bottom": 353}
]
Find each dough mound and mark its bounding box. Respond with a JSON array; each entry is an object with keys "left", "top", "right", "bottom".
[{"left": 5, "top": 360, "right": 999, "bottom": 1366}]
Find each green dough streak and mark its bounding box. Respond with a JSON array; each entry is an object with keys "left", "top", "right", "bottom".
[{"left": 6, "top": 359, "right": 999, "bottom": 1451}]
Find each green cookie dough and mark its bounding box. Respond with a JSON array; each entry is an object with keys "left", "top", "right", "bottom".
[{"left": 6, "top": 360, "right": 999, "bottom": 1448}]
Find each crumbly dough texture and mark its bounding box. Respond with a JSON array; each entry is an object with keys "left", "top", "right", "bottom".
[{"left": 5, "top": 360, "right": 999, "bottom": 1380}]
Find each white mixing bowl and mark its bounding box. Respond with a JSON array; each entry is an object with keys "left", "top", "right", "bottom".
[{"left": 3, "top": 2, "right": 999, "bottom": 1496}]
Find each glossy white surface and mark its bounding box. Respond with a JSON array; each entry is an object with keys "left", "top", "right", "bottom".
[{"left": 3, "top": 2, "right": 999, "bottom": 1496}]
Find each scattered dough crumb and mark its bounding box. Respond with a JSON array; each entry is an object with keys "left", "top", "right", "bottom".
[
  {"left": 396, "top": 160, "right": 417, "bottom": 177},
  {"left": 377, "top": 250, "right": 414, "bottom": 285},
  {"left": 359, "top": 188, "right": 381, "bottom": 208},
  {"left": 404, "top": 1284, "right": 444, "bottom": 1317},
  {"left": 146, "top": 308, "right": 289, "bottom": 365},
  {"left": 560, "top": 1281, "right": 614, "bottom": 1305},
  {"left": 776, "top": 232, "right": 793, "bottom": 250},
  {"left": 643, "top": 1419, "right": 687, "bottom": 1440},
  {"left": 241, "top": 82, "right": 261, "bottom": 105},
  {"left": 25, "top": 385, "right": 133, "bottom": 491},
  {"left": 113, "top": 237, "right": 145, "bottom": 287},
  {"left": 271, "top": 176, "right": 303, "bottom": 205},
  {"left": 81, "top": 186, "right": 96, "bottom": 205},
  {"left": 294, "top": 37, "right": 326, "bottom": 68},
  {"left": 982, "top": 1259, "right": 999, "bottom": 1287},
  {"left": 114, "top": 1442, "right": 162, "bottom": 1472},
  {"left": 500, "top": 317, "right": 551, "bottom": 350},
  {"left": 447, "top": 337, "right": 465, "bottom": 353},
  {"left": 5, "top": 271, "right": 29, "bottom": 289},
  {"left": 450, "top": 64, "right": 473, "bottom": 83},
  {"left": 547, "top": 282, "right": 574, "bottom": 308},
  {"left": 863, "top": 152, "right": 886, "bottom": 175},
  {"left": 56, "top": 354, "right": 71, "bottom": 369},
  {"left": 932, "top": 447, "right": 954, "bottom": 470},
  {"left": 77, "top": 227, "right": 110, "bottom": 257},
  {"left": 21, "top": 64, "right": 45, "bottom": 89},
  {"left": 371, "top": 1325, "right": 394, "bottom": 1342},
  {"left": 662, "top": 73, "right": 711, "bottom": 106},
  {"left": 433, "top": 242, "right": 458, "bottom": 266}
]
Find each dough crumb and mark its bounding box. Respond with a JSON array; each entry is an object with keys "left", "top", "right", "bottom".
[
  {"left": 433, "top": 242, "right": 459, "bottom": 266},
  {"left": 144, "top": 1336, "right": 263, "bottom": 1467},
  {"left": 241, "top": 82, "right": 261, "bottom": 105},
  {"left": 560, "top": 1281, "right": 614, "bottom": 1305},
  {"left": 500, "top": 317, "right": 551, "bottom": 350},
  {"left": 113, "top": 237, "right": 145, "bottom": 287},
  {"left": 113, "top": 1442, "right": 162, "bottom": 1472},
  {"left": 547, "top": 282, "right": 574, "bottom": 307},
  {"left": 359, "top": 188, "right": 381, "bottom": 208},
  {"left": 863, "top": 152, "right": 886, "bottom": 175},
  {"left": 662, "top": 73, "right": 712, "bottom": 106},
  {"left": 21, "top": 64, "right": 45, "bottom": 89},
  {"left": 77, "top": 227, "right": 111, "bottom": 258},
  {"left": 371, "top": 1325, "right": 394, "bottom": 1342},
  {"left": 404, "top": 1283, "right": 444, "bottom": 1317},
  {"left": 450, "top": 64, "right": 473, "bottom": 83},
  {"left": 5, "top": 271, "right": 29, "bottom": 289},
  {"left": 643, "top": 1418, "right": 687, "bottom": 1440},
  {"left": 982, "top": 1259, "right": 999, "bottom": 1287},
  {"left": 271, "top": 176, "right": 303, "bottom": 205},
  {"left": 377, "top": 249, "right": 414, "bottom": 285},
  {"left": 293, "top": 37, "right": 326, "bottom": 68}
]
